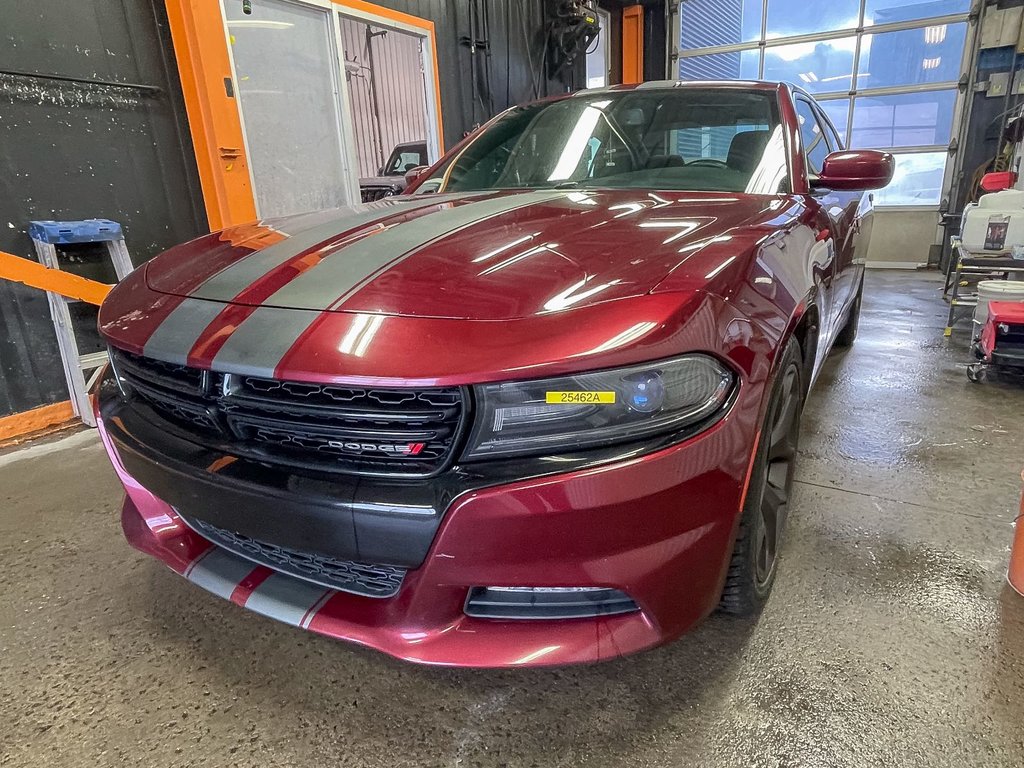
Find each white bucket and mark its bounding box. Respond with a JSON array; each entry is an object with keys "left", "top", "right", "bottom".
[{"left": 975, "top": 279, "right": 1024, "bottom": 325}]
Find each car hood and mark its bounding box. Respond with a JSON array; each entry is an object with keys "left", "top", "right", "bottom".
[{"left": 145, "top": 189, "right": 781, "bottom": 321}]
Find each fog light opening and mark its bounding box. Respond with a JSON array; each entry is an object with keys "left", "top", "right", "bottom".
[{"left": 464, "top": 586, "right": 639, "bottom": 620}]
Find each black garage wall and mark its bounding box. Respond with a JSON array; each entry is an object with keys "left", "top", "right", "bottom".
[
  {"left": 0, "top": 0, "right": 207, "bottom": 418},
  {"left": 0, "top": 0, "right": 581, "bottom": 420}
]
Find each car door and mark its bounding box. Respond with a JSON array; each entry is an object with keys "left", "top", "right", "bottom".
[
  {"left": 813, "top": 101, "right": 865, "bottom": 328},
  {"left": 793, "top": 97, "right": 851, "bottom": 348}
]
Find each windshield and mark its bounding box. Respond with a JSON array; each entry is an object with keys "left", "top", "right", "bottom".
[
  {"left": 415, "top": 88, "right": 788, "bottom": 195},
  {"left": 384, "top": 143, "right": 427, "bottom": 176}
]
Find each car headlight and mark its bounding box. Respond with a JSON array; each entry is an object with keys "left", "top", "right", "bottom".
[{"left": 462, "top": 354, "right": 734, "bottom": 460}]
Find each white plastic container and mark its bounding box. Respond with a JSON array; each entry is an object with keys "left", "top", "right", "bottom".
[
  {"left": 962, "top": 189, "right": 1024, "bottom": 252},
  {"left": 974, "top": 279, "right": 1024, "bottom": 325}
]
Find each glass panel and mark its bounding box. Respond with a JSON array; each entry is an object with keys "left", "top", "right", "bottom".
[
  {"left": 818, "top": 98, "right": 850, "bottom": 146},
  {"left": 864, "top": 0, "right": 970, "bottom": 27},
  {"left": 858, "top": 23, "right": 966, "bottom": 89},
  {"left": 763, "top": 37, "right": 856, "bottom": 93},
  {"left": 679, "top": 49, "right": 760, "bottom": 81},
  {"left": 225, "top": 0, "right": 349, "bottom": 218},
  {"left": 850, "top": 90, "right": 956, "bottom": 149},
  {"left": 794, "top": 99, "right": 830, "bottom": 175},
  {"left": 679, "top": 0, "right": 763, "bottom": 49},
  {"left": 765, "top": 0, "right": 860, "bottom": 40},
  {"left": 873, "top": 151, "right": 946, "bottom": 206}
]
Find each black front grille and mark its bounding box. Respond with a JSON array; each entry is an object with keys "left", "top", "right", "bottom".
[
  {"left": 182, "top": 515, "right": 406, "bottom": 598},
  {"left": 360, "top": 185, "right": 401, "bottom": 203},
  {"left": 110, "top": 349, "right": 467, "bottom": 477}
]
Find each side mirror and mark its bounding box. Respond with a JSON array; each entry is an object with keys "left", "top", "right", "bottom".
[
  {"left": 814, "top": 150, "right": 895, "bottom": 191},
  {"left": 404, "top": 165, "right": 429, "bottom": 186}
]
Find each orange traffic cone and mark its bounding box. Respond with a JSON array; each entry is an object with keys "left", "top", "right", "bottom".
[{"left": 1009, "top": 471, "right": 1024, "bottom": 597}]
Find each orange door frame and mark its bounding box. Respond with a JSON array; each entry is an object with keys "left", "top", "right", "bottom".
[
  {"left": 622, "top": 4, "right": 644, "bottom": 85},
  {"left": 164, "top": 0, "right": 257, "bottom": 231}
]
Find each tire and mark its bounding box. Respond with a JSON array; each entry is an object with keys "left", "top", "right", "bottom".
[
  {"left": 719, "top": 337, "right": 804, "bottom": 616},
  {"left": 834, "top": 278, "right": 863, "bottom": 348}
]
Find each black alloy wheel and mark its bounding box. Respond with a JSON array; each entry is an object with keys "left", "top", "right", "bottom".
[{"left": 719, "top": 337, "right": 804, "bottom": 615}]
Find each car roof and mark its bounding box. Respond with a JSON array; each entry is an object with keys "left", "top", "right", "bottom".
[
  {"left": 576, "top": 80, "right": 788, "bottom": 97},
  {"left": 392, "top": 140, "right": 427, "bottom": 150}
]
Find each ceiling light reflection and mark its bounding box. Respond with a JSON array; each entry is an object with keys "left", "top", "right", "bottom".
[
  {"left": 638, "top": 218, "right": 701, "bottom": 244},
  {"left": 705, "top": 255, "right": 737, "bottom": 280},
  {"left": 588, "top": 321, "right": 658, "bottom": 354},
  {"left": 548, "top": 100, "right": 611, "bottom": 181},
  {"left": 472, "top": 233, "right": 538, "bottom": 263},
  {"left": 745, "top": 126, "right": 788, "bottom": 195},
  {"left": 543, "top": 278, "right": 621, "bottom": 312},
  {"left": 338, "top": 314, "right": 384, "bottom": 357},
  {"left": 513, "top": 645, "right": 562, "bottom": 665},
  {"left": 609, "top": 202, "right": 645, "bottom": 218}
]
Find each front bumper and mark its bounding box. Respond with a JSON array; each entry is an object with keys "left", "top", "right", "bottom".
[{"left": 99, "top": 396, "right": 756, "bottom": 667}]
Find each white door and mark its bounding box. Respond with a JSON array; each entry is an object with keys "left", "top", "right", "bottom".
[{"left": 223, "top": 0, "right": 358, "bottom": 218}]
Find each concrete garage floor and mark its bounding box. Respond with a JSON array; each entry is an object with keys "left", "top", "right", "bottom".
[{"left": 2, "top": 270, "right": 1023, "bottom": 767}]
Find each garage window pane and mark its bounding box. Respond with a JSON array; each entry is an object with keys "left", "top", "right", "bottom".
[
  {"left": 851, "top": 90, "right": 956, "bottom": 149},
  {"left": 858, "top": 23, "right": 967, "bottom": 89},
  {"left": 765, "top": 0, "right": 860, "bottom": 40},
  {"left": 679, "top": 0, "right": 763, "bottom": 48},
  {"left": 863, "top": 0, "right": 970, "bottom": 27},
  {"left": 680, "top": 49, "right": 760, "bottom": 81},
  {"left": 763, "top": 37, "right": 856, "bottom": 94},
  {"left": 873, "top": 151, "right": 947, "bottom": 206},
  {"left": 818, "top": 98, "right": 850, "bottom": 146}
]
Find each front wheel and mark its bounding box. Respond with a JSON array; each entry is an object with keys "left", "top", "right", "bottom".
[{"left": 719, "top": 337, "right": 804, "bottom": 616}]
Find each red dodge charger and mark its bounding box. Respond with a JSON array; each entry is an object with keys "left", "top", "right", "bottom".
[{"left": 96, "top": 81, "right": 893, "bottom": 667}]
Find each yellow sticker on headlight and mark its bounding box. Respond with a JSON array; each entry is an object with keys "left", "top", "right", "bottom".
[{"left": 545, "top": 391, "right": 616, "bottom": 404}]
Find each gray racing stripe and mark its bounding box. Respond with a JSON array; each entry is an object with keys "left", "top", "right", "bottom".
[
  {"left": 190, "top": 196, "right": 454, "bottom": 301},
  {"left": 260, "top": 190, "right": 569, "bottom": 312},
  {"left": 210, "top": 306, "right": 321, "bottom": 378},
  {"left": 244, "top": 573, "right": 331, "bottom": 628},
  {"left": 186, "top": 548, "right": 257, "bottom": 600},
  {"left": 210, "top": 191, "right": 567, "bottom": 377},
  {"left": 142, "top": 298, "right": 228, "bottom": 365}
]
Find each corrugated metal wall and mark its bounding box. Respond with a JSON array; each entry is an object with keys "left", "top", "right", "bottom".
[{"left": 341, "top": 17, "right": 429, "bottom": 178}]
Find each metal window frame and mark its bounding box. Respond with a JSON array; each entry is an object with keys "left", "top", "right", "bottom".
[
  {"left": 331, "top": 1, "right": 445, "bottom": 167},
  {"left": 669, "top": 0, "right": 978, "bottom": 208}
]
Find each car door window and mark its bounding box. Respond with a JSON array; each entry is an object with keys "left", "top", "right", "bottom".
[
  {"left": 794, "top": 98, "right": 831, "bottom": 178},
  {"left": 816, "top": 108, "right": 843, "bottom": 153}
]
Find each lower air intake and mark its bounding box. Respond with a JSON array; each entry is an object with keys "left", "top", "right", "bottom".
[
  {"left": 464, "top": 586, "right": 639, "bottom": 620},
  {"left": 181, "top": 515, "right": 406, "bottom": 598}
]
